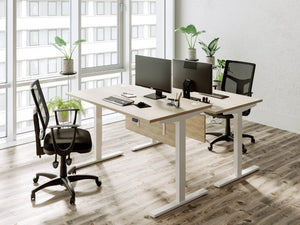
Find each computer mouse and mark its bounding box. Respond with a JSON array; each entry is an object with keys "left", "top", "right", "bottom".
[{"left": 137, "top": 102, "right": 146, "bottom": 108}]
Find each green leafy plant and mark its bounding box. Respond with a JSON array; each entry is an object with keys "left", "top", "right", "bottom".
[
  {"left": 47, "top": 97, "right": 86, "bottom": 118},
  {"left": 52, "top": 36, "right": 85, "bottom": 60},
  {"left": 198, "top": 37, "right": 220, "bottom": 57},
  {"left": 214, "top": 59, "right": 226, "bottom": 82},
  {"left": 175, "top": 24, "right": 205, "bottom": 49}
]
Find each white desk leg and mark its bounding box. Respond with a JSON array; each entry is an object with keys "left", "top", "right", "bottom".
[
  {"left": 214, "top": 111, "right": 259, "bottom": 187},
  {"left": 150, "top": 119, "right": 208, "bottom": 218},
  {"left": 131, "top": 139, "right": 161, "bottom": 152},
  {"left": 72, "top": 105, "right": 123, "bottom": 170}
]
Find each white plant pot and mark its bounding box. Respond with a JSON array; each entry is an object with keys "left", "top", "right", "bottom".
[
  {"left": 62, "top": 59, "right": 74, "bottom": 74},
  {"left": 187, "top": 48, "right": 197, "bottom": 61},
  {"left": 206, "top": 56, "right": 215, "bottom": 65},
  {"left": 57, "top": 111, "right": 69, "bottom": 123}
]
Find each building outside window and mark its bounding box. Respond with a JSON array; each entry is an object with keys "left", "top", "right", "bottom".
[{"left": 0, "top": 0, "right": 163, "bottom": 143}]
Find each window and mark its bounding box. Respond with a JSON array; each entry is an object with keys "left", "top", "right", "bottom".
[
  {"left": 48, "top": 2, "right": 57, "bottom": 16},
  {"left": 96, "top": 1, "right": 104, "bottom": 15},
  {"left": 29, "top": 30, "right": 39, "bottom": 46},
  {"left": 150, "top": 2, "right": 156, "bottom": 15},
  {"left": 29, "top": 1, "right": 39, "bottom": 16},
  {"left": 96, "top": 27, "right": 104, "bottom": 41},
  {"left": 61, "top": 1, "right": 70, "bottom": 16},
  {"left": 48, "top": 30, "right": 57, "bottom": 44},
  {"left": 48, "top": 58, "right": 57, "bottom": 73},
  {"left": 29, "top": 60, "right": 39, "bottom": 75},
  {"left": 82, "top": 0, "right": 121, "bottom": 71},
  {"left": 81, "top": 1, "right": 87, "bottom": 15},
  {"left": 150, "top": 25, "right": 156, "bottom": 38}
]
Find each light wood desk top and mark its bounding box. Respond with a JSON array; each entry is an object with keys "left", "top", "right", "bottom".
[
  {"left": 187, "top": 89, "right": 263, "bottom": 114},
  {"left": 68, "top": 85, "right": 211, "bottom": 123}
]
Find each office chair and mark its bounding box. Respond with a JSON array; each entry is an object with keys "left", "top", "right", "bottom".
[
  {"left": 206, "top": 60, "right": 256, "bottom": 153},
  {"left": 30, "top": 80, "right": 101, "bottom": 204}
]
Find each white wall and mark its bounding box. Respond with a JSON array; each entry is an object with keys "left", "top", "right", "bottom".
[{"left": 175, "top": 0, "right": 300, "bottom": 134}]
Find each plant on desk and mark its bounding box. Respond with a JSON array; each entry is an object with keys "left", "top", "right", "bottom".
[
  {"left": 213, "top": 59, "right": 226, "bottom": 90},
  {"left": 175, "top": 24, "right": 205, "bottom": 61},
  {"left": 52, "top": 36, "right": 85, "bottom": 74},
  {"left": 47, "top": 97, "right": 85, "bottom": 123},
  {"left": 198, "top": 37, "right": 220, "bottom": 65}
]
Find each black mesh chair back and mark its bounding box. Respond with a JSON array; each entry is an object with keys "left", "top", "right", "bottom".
[
  {"left": 222, "top": 60, "right": 256, "bottom": 116},
  {"left": 30, "top": 80, "right": 49, "bottom": 139},
  {"left": 222, "top": 60, "right": 256, "bottom": 96}
]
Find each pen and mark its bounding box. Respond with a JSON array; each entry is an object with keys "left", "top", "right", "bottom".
[{"left": 178, "top": 92, "right": 182, "bottom": 100}]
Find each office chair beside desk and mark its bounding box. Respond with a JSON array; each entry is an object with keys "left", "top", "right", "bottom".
[
  {"left": 206, "top": 60, "right": 256, "bottom": 153},
  {"left": 30, "top": 80, "right": 101, "bottom": 204}
]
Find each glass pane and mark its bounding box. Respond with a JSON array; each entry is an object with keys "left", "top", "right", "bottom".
[
  {"left": 131, "top": 0, "right": 157, "bottom": 83},
  {"left": 17, "top": 0, "right": 70, "bottom": 134},
  {"left": 0, "top": 88, "right": 6, "bottom": 138},
  {"left": 17, "top": 81, "right": 68, "bottom": 134},
  {"left": 0, "top": 0, "right": 5, "bottom": 83},
  {"left": 81, "top": 73, "right": 121, "bottom": 122},
  {"left": 82, "top": 0, "right": 120, "bottom": 69}
]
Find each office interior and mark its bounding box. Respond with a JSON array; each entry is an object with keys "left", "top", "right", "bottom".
[{"left": 0, "top": 0, "right": 299, "bottom": 224}]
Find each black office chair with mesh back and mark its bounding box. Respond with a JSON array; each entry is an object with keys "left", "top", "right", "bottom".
[
  {"left": 206, "top": 60, "right": 256, "bottom": 153},
  {"left": 30, "top": 80, "right": 101, "bottom": 204}
]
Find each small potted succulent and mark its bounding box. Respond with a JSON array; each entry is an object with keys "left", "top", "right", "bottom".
[
  {"left": 47, "top": 97, "right": 86, "bottom": 122},
  {"left": 198, "top": 37, "right": 220, "bottom": 65},
  {"left": 52, "top": 36, "right": 85, "bottom": 74},
  {"left": 213, "top": 59, "right": 225, "bottom": 90},
  {"left": 175, "top": 24, "right": 205, "bottom": 61}
]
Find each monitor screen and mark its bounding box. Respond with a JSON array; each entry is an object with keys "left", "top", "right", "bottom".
[
  {"left": 135, "top": 55, "right": 172, "bottom": 100},
  {"left": 173, "top": 59, "right": 212, "bottom": 98}
]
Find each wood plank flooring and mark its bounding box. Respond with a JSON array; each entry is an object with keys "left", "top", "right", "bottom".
[{"left": 0, "top": 120, "right": 299, "bottom": 225}]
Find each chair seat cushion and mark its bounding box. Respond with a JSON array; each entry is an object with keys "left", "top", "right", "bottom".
[{"left": 44, "top": 128, "right": 92, "bottom": 154}]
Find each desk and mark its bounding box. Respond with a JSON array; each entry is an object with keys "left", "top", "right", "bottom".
[
  {"left": 190, "top": 89, "right": 263, "bottom": 187},
  {"left": 68, "top": 84, "right": 212, "bottom": 217}
]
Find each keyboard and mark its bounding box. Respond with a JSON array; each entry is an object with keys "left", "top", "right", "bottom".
[{"left": 103, "top": 95, "right": 134, "bottom": 106}]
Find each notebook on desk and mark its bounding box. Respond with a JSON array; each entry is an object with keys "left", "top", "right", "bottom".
[{"left": 103, "top": 95, "right": 134, "bottom": 106}]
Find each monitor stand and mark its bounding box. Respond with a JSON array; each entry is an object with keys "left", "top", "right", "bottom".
[
  {"left": 144, "top": 90, "right": 166, "bottom": 100},
  {"left": 183, "top": 79, "right": 192, "bottom": 99}
]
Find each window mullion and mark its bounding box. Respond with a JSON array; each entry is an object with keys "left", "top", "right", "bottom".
[
  {"left": 122, "top": 0, "right": 131, "bottom": 85},
  {"left": 71, "top": 0, "right": 81, "bottom": 91},
  {"left": 7, "top": 0, "right": 17, "bottom": 141}
]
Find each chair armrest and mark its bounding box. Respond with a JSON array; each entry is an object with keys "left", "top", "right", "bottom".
[
  {"left": 54, "top": 109, "right": 79, "bottom": 112},
  {"left": 54, "top": 108, "right": 79, "bottom": 125},
  {"left": 50, "top": 126, "right": 77, "bottom": 156}
]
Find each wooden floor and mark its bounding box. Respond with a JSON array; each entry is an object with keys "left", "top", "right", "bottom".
[{"left": 0, "top": 120, "right": 299, "bottom": 225}]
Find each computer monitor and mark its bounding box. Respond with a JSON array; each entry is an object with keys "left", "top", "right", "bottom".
[
  {"left": 135, "top": 55, "right": 172, "bottom": 100},
  {"left": 173, "top": 59, "right": 212, "bottom": 99}
]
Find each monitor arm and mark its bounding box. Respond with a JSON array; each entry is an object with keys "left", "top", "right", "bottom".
[{"left": 183, "top": 79, "right": 192, "bottom": 99}]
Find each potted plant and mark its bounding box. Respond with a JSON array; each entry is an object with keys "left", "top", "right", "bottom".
[
  {"left": 52, "top": 36, "right": 85, "bottom": 74},
  {"left": 198, "top": 37, "right": 220, "bottom": 65},
  {"left": 213, "top": 59, "right": 225, "bottom": 90},
  {"left": 47, "top": 97, "right": 86, "bottom": 122},
  {"left": 175, "top": 24, "right": 205, "bottom": 61}
]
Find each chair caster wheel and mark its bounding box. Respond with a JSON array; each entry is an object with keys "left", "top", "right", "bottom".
[
  {"left": 242, "top": 145, "right": 247, "bottom": 154},
  {"left": 31, "top": 193, "right": 35, "bottom": 201},
  {"left": 33, "top": 177, "right": 38, "bottom": 183},
  {"left": 251, "top": 138, "right": 255, "bottom": 144},
  {"left": 208, "top": 145, "right": 213, "bottom": 151},
  {"left": 70, "top": 197, "right": 75, "bottom": 205},
  {"left": 96, "top": 180, "right": 102, "bottom": 187}
]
